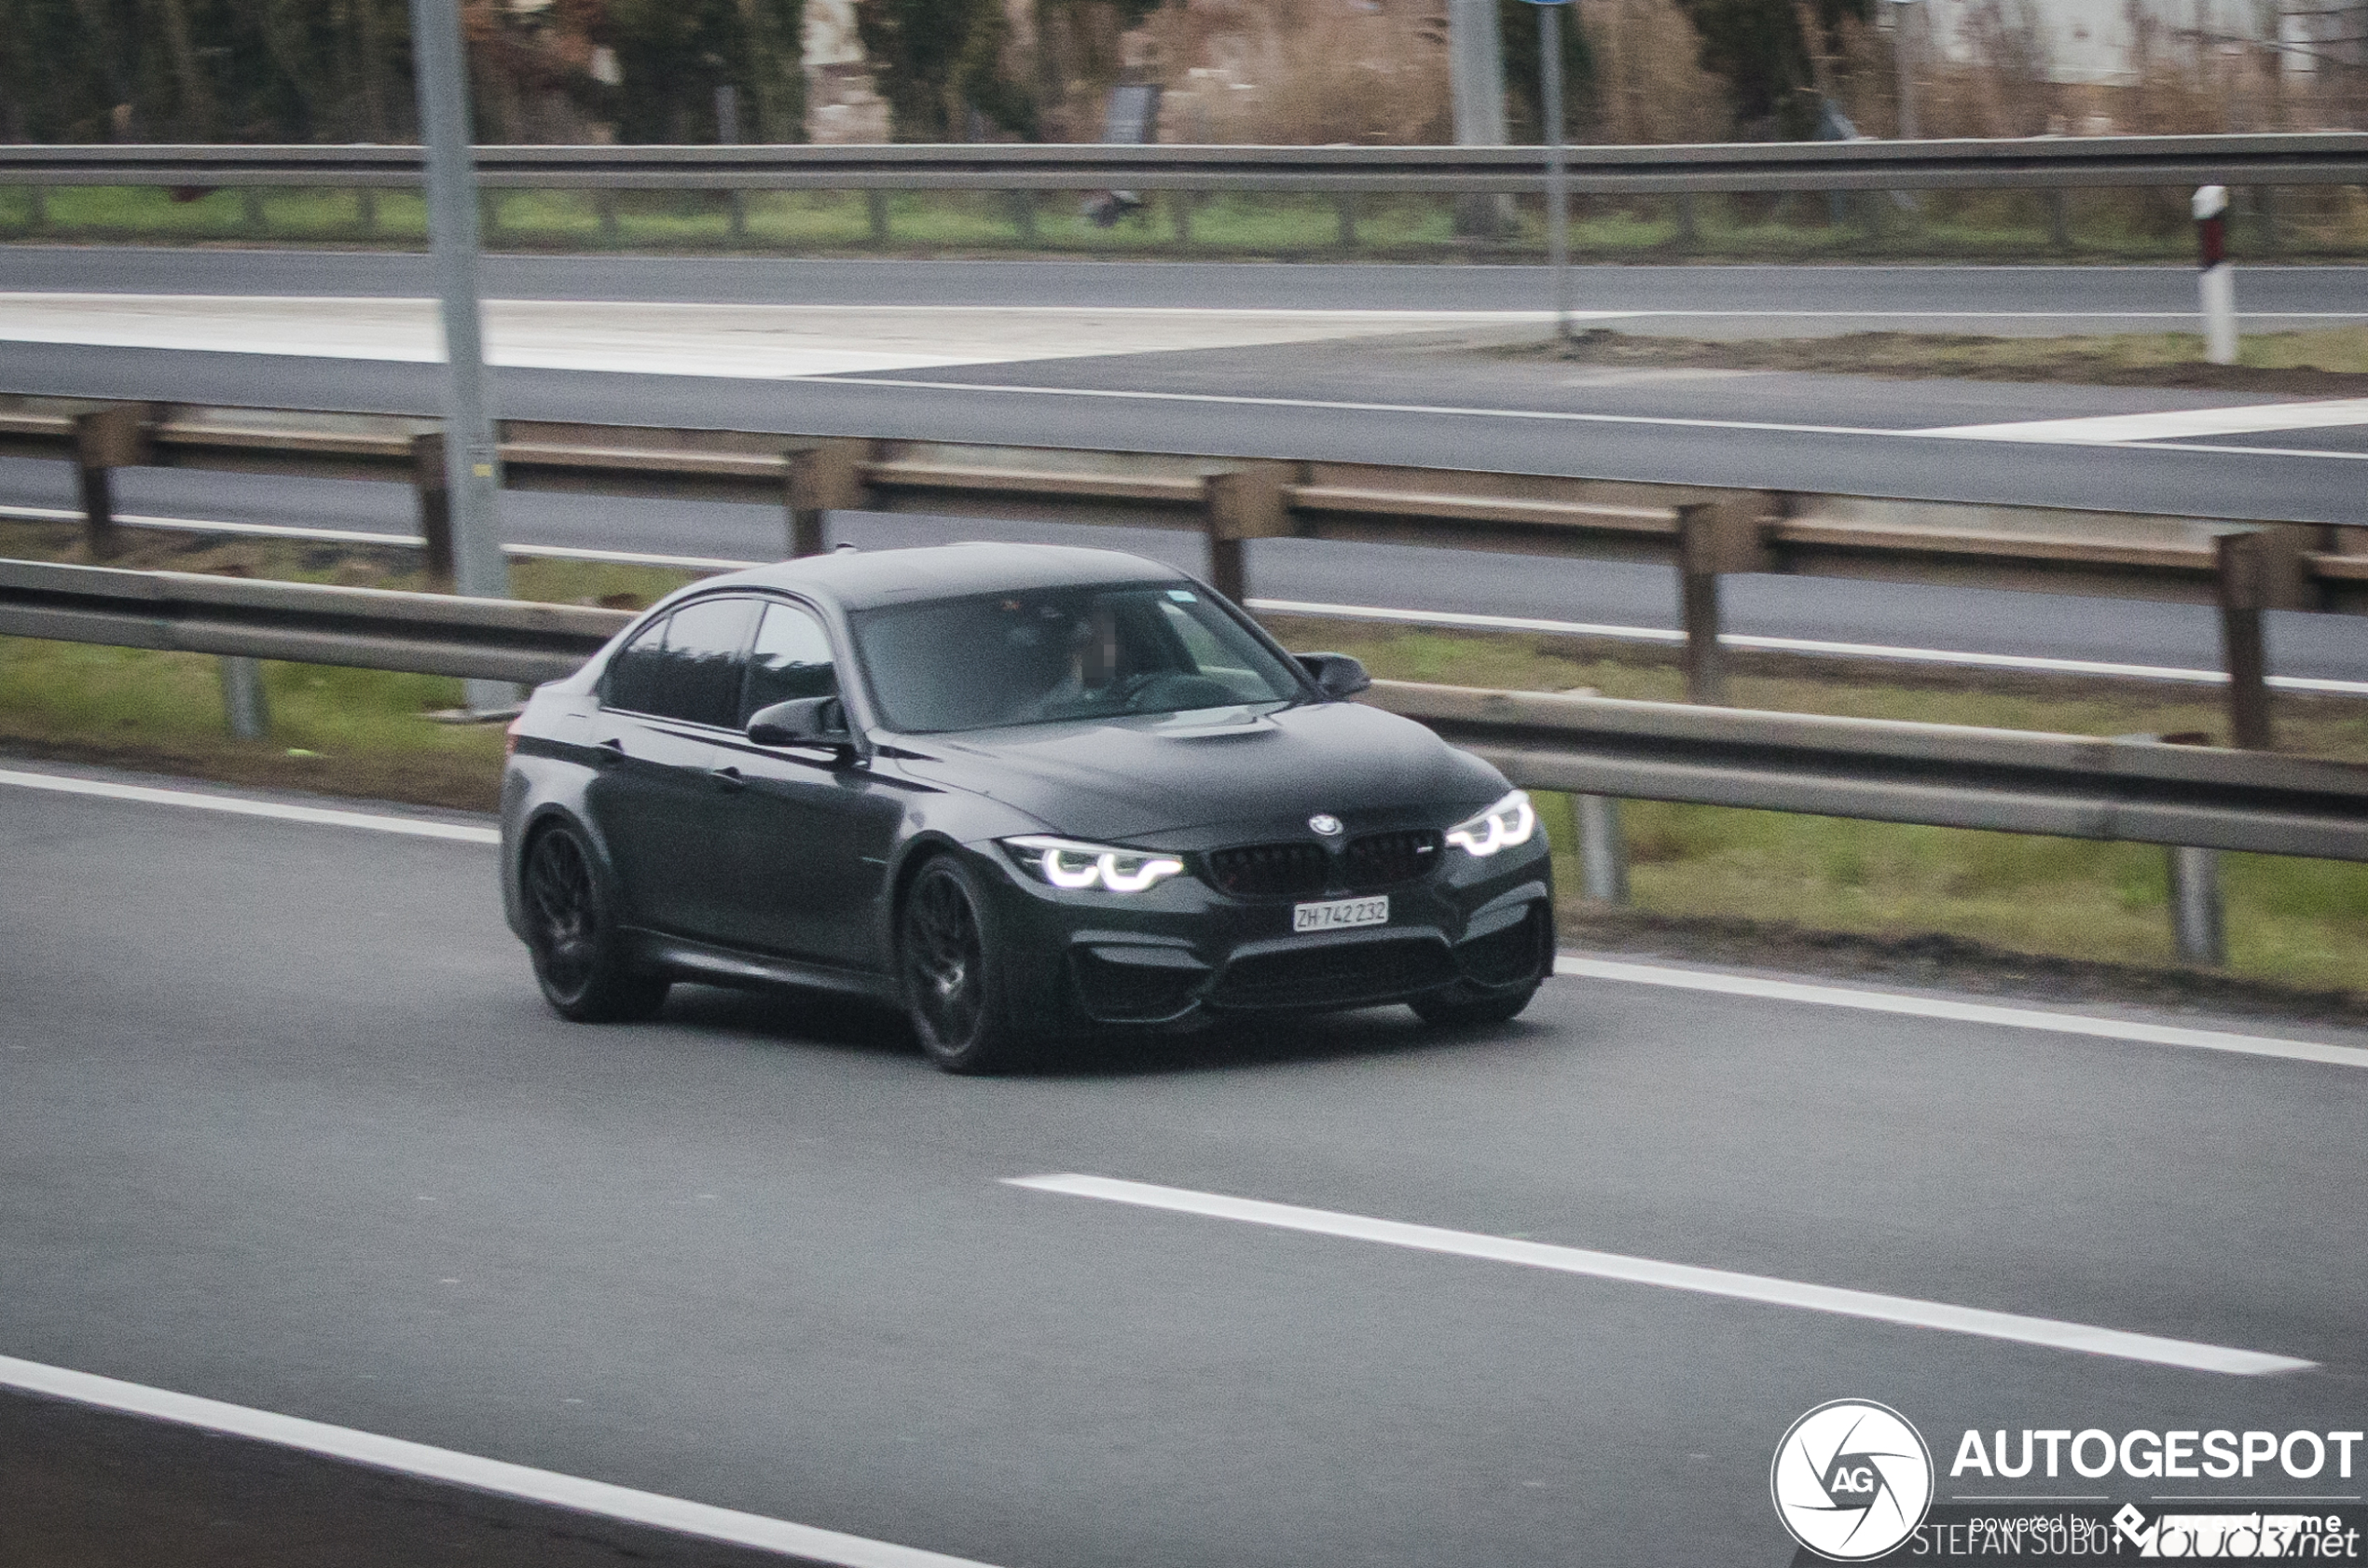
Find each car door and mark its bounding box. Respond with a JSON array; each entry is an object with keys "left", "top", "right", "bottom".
[
  {"left": 585, "top": 594, "right": 757, "bottom": 943},
  {"left": 704, "top": 598, "right": 903, "bottom": 971}
]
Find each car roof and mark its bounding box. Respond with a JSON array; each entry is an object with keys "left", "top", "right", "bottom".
[{"left": 690, "top": 542, "right": 1193, "bottom": 612}]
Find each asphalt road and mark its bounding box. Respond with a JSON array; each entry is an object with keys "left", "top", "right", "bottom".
[
  {"left": 4, "top": 767, "right": 2365, "bottom": 1566},
  {"left": 6, "top": 252, "right": 2366, "bottom": 681},
  {"left": 3, "top": 340, "right": 2363, "bottom": 681},
  {"left": 12, "top": 247, "right": 2368, "bottom": 326}
]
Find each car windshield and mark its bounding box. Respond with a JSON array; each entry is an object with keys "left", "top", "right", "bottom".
[{"left": 851, "top": 582, "right": 1307, "bottom": 734}]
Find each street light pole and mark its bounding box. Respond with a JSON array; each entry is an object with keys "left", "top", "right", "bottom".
[
  {"left": 1888, "top": 0, "right": 1921, "bottom": 141},
  {"left": 1531, "top": 0, "right": 1574, "bottom": 341},
  {"left": 408, "top": 0, "right": 513, "bottom": 711}
]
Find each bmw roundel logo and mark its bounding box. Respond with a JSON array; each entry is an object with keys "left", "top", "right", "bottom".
[
  {"left": 1308, "top": 814, "right": 1344, "bottom": 837},
  {"left": 1769, "top": 1399, "right": 1934, "bottom": 1561}
]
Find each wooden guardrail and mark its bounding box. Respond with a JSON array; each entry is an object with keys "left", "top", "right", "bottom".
[{"left": 4, "top": 395, "right": 2363, "bottom": 750}]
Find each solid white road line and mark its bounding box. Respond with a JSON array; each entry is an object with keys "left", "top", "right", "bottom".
[
  {"left": 0, "top": 503, "right": 427, "bottom": 547},
  {"left": 813, "top": 376, "right": 2368, "bottom": 462},
  {"left": 0, "top": 293, "right": 1595, "bottom": 379},
  {"left": 0, "top": 768, "right": 499, "bottom": 844},
  {"left": 0, "top": 503, "right": 784, "bottom": 571},
  {"left": 1556, "top": 956, "right": 2368, "bottom": 1072},
  {"left": 0, "top": 1354, "right": 998, "bottom": 1568},
  {"left": 1247, "top": 598, "right": 2368, "bottom": 696},
  {"left": 1005, "top": 1175, "right": 2312, "bottom": 1377},
  {"left": 1917, "top": 398, "right": 2368, "bottom": 444}
]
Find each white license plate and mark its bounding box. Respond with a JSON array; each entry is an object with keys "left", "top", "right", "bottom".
[{"left": 1292, "top": 895, "right": 1389, "bottom": 933}]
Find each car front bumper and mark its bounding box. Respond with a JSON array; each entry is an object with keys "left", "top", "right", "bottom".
[{"left": 973, "top": 834, "right": 1554, "bottom": 1033}]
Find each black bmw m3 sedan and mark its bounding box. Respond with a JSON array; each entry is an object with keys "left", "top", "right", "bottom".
[{"left": 500, "top": 543, "right": 1554, "bottom": 1070}]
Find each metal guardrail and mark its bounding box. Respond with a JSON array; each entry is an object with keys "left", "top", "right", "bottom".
[
  {"left": 7, "top": 134, "right": 2368, "bottom": 195},
  {"left": 2, "top": 557, "right": 2361, "bottom": 862},
  {"left": 0, "top": 557, "right": 620, "bottom": 685},
  {"left": 1380, "top": 680, "right": 2368, "bottom": 863},
  {"left": 6, "top": 395, "right": 2364, "bottom": 746}
]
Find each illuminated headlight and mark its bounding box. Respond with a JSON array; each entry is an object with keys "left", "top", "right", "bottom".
[
  {"left": 1001, "top": 835, "right": 1186, "bottom": 893},
  {"left": 1444, "top": 791, "right": 1537, "bottom": 858}
]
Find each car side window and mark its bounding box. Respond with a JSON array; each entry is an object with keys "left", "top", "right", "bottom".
[
  {"left": 645, "top": 596, "right": 758, "bottom": 729},
  {"left": 604, "top": 612, "right": 672, "bottom": 716},
  {"left": 741, "top": 601, "right": 839, "bottom": 722}
]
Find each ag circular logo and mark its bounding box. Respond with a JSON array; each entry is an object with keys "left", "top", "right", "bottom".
[
  {"left": 1769, "top": 1399, "right": 1934, "bottom": 1561},
  {"left": 1307, "top": 814, "right": 1343, "bottom": 836}
]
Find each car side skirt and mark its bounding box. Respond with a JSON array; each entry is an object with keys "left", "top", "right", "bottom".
[{"left": 633, "top": 931, "right": 903, "bottom": 1007}]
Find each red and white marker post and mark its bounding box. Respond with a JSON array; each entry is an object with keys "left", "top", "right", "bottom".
[{"left": 2193, "top": 184, "right": 2237, "bottom": 365}]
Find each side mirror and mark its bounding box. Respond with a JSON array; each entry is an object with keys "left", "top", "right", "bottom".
[
  {"left": 748, "top": 695, "right": 851, "bottom": 750},
  {"left": 1295, "top": 653, "right": 1371, "bottom": 700}
]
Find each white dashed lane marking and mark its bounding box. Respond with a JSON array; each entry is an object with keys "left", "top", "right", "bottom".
[{"left": 1006, "top": 1175, "right": 2314, "bottom": 1376}]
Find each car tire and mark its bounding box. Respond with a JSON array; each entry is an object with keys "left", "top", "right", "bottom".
[
  {"left": 900, "top": 855, "right": 1021, "bottom": 1074},
  {"left": 1409, "top": 980, "right": 1539, "bottom": 1027},
  {"left": 520, "top": 821, "right": 671, "bottom": 1024}
]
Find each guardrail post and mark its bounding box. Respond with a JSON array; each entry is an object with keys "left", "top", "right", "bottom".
[
  {"left": 785, "top": 439, "right": 871, "bottom": 557},
  {"left": 1576, "top": 794, "right": 1628, "bottom": 902},
  {"left": 597, "top": 191, "right": 618, "bottom": 241},
  {"left": 1171, "top": 191, "right": 1194, "bottom": 248},
  {"left": 411, "top": 432, "right": 455, "bottom": 586},
  {"left": 73, "top": 404, "right": 153, "bottom": 562},
  {"left": 1012, "top": 190, "right": 1037, "bottom": 243},
  {"left": 2168, "top": 845, "right": 2226, "bottom": 966},
  {"left": 866, "top": 190, "right": 889, "bottom": 244},
  {"left": 1675, "top": 498, "right": 1769, "bottom": 705},
  {"left": 219, "top": 656, "right": 269, "bottom": 740},
  {"left": 1336, "top": 194, "right": 1358, "bottom": 251},
  {"left": 26, "top": 186, "right": 46, "bottom": 231},
  {"left": 2213, "top": 527, "right": 2313, "bottom": 750},
  {"left": 1675, "top": 193, "right": 1698, "bottom": 250},
  {"left": 242, "top": 187, "right": 267, "bottom": 236},
  {"left": 357, "top": 187, "right": 379, "bottom": 236},
  {"left": 1204, "top": 462, "right": 1292, "bottom": 604}
]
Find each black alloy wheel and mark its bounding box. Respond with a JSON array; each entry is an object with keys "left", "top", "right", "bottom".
[
  {"left": 522, "top": 823, "right": 670, "bottom": 1023},
  {"left": 901, "top": 858, "right": 1017, "bottom": 1073}
]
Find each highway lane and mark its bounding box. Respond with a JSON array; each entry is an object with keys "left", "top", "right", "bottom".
[
  {"left": 6, "top": 459, "right": 2364, "bottom": 684},
  {"left": 7, "top": 335, "right": 2368, "bottom": 505},
  {"left": 3, "top": 766, "right": 2365, "bottom": 1566},
  {"left": 10, "top": 247, "right": 2368, "bottom": 327},
  {"left": 4, "top": 337, "right": 2366, "bottom": 683}
]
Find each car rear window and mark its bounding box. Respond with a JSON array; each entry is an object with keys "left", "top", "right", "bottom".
[
  {"left": 604, "top": 596, "right": 756, "bottom": 728},
  {"left": 851, "top": 583, "right": 1303, "bottom": 734}
]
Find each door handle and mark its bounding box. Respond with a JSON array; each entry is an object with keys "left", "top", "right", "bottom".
[{"left": 712, "top": 765, "right": 747, "bottom": 792}]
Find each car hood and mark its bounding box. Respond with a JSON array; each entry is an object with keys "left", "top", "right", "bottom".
[{"left": 890, "top": 700, "right": 1506, "bottom": 845}]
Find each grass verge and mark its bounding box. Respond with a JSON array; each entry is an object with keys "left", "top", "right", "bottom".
[
  {"left": 1537, "top": 325, "right": 2368, "bottom": 392},
  {"left": 8, "top": 185, "right": 2366, "bottom": 265},
  {"left": 0, "top": 517, "right": 696, "bottom": 811}
]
